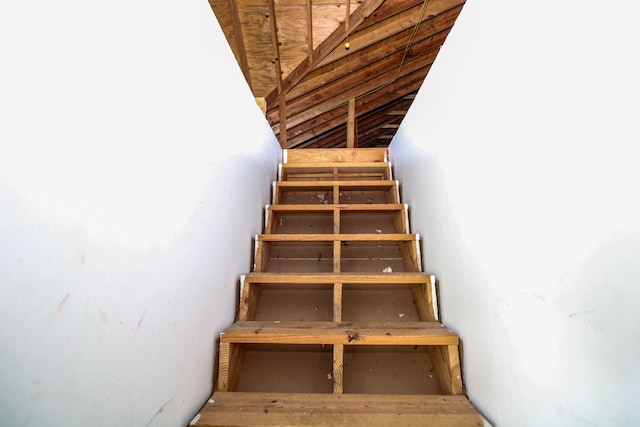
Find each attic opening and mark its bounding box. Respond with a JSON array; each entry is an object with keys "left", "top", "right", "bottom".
[{"left": 206, "top": 0, "right": 466, "bottom": 149}]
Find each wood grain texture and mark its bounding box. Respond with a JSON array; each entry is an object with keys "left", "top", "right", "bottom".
[
  {"left": 284, "top": 147, "right": 387, "bottom": 163},
  {"left": 256, "top": 233, "right": 419, "bottom": 241},
  {"left": 220, "top": 321, "right": 459, "bottom": 345},
  {"left": 244, "top": 271, "right": 437, "bottom": 283},
  {"left": 333, "top": 343, "right": 344, "bottom": 393},
  {"left": 195, "top": 392, "right": 483, "bottom": 426}
]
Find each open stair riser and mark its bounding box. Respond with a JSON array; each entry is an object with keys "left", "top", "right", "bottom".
[
  {"left": 194, "top": 393, "right": 483, "bottom": 427},
  {"left": 253, "top": 235, "right": 422, "bottom": 274},
  {"left": 238, "top": 273, "right": 439, "bottom": 323},
  {"left": 264, "top": 203, "right": 411, "bottom": 234},
  {"left": 279, "top": 162, "right": 393, "bottom": 181},
  {"left": 273, "top": 180, "right": 401, "bottom": 205}
]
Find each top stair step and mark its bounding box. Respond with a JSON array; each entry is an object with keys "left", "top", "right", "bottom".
[
  {"left": 220, "top": 321, "right": 458, "bottom": 346},
  {"left": 279, "top": 162, "right": 392, "bottom": 182},
  {"left": 284, "top": 148, "right": 388, "bottom": 164}
]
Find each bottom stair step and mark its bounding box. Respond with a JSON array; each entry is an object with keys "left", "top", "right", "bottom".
[{"left": 192, "top": 392, "right": 483, "bottom": 427}]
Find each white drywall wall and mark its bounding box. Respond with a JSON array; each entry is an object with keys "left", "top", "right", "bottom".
[
  {"left": 390, "top": 1, "right": 640, "bottom": 426},
  {"left": 0, "top": 1, "right": 280, "bottom": 426}
]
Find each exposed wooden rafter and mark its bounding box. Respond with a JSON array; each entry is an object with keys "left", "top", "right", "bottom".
[
  {"left": 265, "top": 0, "right": 387, "bottom": 107},
  {"left": 207, "top": 0, "right": 466, "bottom": 149},
  {"left": 267, "top": 0, "right": 287, "bottom": 147},
  {"left": 226, "top": 0, "right": 252, "bottom": 88},
  {"left": 306, "top": 0, "right": 313, "bottom": 62}
]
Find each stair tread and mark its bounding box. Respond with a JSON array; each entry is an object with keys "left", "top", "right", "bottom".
[
  {"left": 244, "top": 272, "right": 434, "bottom": 283},
  {"left": 257, "top": 233, "right": 418, "bottom": 241},
  {"left": 276, "top": 179, "right": 397, "bottom": 187},
  {"left": 267, "top": 203, "right": 405, "bottom": 211},
  {"left": 220, "top": 321, "right": 458, "bottom": 345},
  {"left": 193, "top": 392, "right": 483, "bottom": 427},
  {"left": 283, "top": 147, "right": 388, "bottom": 164},
  {"left": 280, "top": 163, "right": 391, "bottom": 181},
  {"left": 281, "top": 161, "right": 389, "bottom": 168}
]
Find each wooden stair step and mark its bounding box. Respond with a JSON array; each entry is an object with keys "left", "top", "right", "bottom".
[
  {"left": 239, "top": 272, "right": 439, "bottom": 322},
  {"left": 220, "top": 321, "right": 457, "bottom": 345},
  {"left": 257, "top": 233, "right": 419, "bottom": 242},
  {"left": 265, "top": 203, "right": 410, "bottom": 234},
  {"left": 273, "top": 180, "right": 400, "bottom": 205},
  {"left": 254, "top": 234, "right": 422, "bottom": 274},
  {"left": 243, "top": 272, "right": 435, "bottom": 284},
  {"left": 192, "top": 392, "right": 483, "bottom": 427},
  {"left": 283, "top": 147, "right": 388, "bottom": 164},
  {"left": 266, "top": 203, "right": 406, "bottom": 211},
  {"left": 188, "top": 146, "right": 485, "bottom": 423},
  {"left": 279, "top": 162, "right": 392, "bottom": 181},
  {"left": 218, "top": 325, "right": 463, "bottom": 394},
  {"left": 274, "top": 180, "right": 398, "bottom": 188}
]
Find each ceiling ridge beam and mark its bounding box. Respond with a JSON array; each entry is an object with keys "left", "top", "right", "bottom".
[{"left": 264, "top": 0, "right": 386, "bottom": 107}]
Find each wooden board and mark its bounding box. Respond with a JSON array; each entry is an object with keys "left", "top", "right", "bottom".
[
  {"left": 284, "top": 148, "right": 388, "bottom": 163},
  {"left": 280, "top": 162, "right": 392, "bottom": 181},
  {"left": 220, "top": 321, "right": 459, "bottom": 345},
  {"left": 194, "top": 392, "right": 484, "bottom": 426}
]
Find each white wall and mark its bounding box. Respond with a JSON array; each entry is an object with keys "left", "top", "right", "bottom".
[
  {"left": 390, "top": 1, "right": 640, "bottom": 426},
  {"left": 0, "top": 1, "right": 280, "bottom": 426}
]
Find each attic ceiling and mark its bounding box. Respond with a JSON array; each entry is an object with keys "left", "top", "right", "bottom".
[{"left": 208, "top": 0, "right": 465, "bottom": 149}]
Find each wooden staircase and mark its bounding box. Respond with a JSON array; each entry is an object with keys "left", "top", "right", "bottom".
[{"left": 192, "top": 148, "right": 484, "bottom": 426}]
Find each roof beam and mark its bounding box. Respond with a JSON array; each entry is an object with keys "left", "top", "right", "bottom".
[
  {"left": 265, "top": 5, "right": 461, "bottom": 126},
  {"left": 265, "top": 0, "right": 386, "bottom": 107},
  {"left": 316, "top": 0, "right": 460, "bottom": 68},
  {"left": 270, "top": 45, "right": 440, "bottom": 129},
  {"left": 227, "top": 0, "right": 252, "bottom": 88},
  {"left": 306, "top": 0, "right": 313, "bottom": 62},
  {"left": 347, "top": 98, "right": 356, "bottom": 148},
  {"left": 268, "top": 0, "right": 287, "bottom": 147},
  {"left": 285, "top": 24, "right": 452, "bottom": 102},
  {"left": 282, "top": 68, "right": 429, "bottom": 147}
]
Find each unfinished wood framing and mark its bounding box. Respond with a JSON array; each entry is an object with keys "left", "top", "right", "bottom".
[
  {"left": 347, "top": 98, "right": 356, "bottom": 148},
  {"left": 333, "top": 344, "right": 344, "bottom": 393},
  {"left": 225, "top": 0, "right": 252, "bottom": 87},
  {"left": 193, "top": 147, "right": 481, "bottom": 426},
  {"left": 195, "top": 393, "right": 484, "bottom": 426},
  {"left": 265, "top": 0, "right": 387, "bottom": 106},
  {"left": 217, "top": 342, "right": 246, "bottom": 392},
  {"left": 208, "top": 0, "right": 466, "bottom": 148}
]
